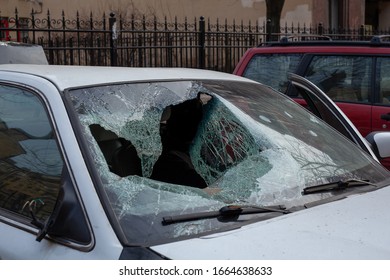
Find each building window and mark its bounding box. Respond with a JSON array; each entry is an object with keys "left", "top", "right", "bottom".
[
  {"left": 329, "top": 0, "right": 345, "bottom": 29},
  {"left": 0, "top": 17, "right": 9, "bottom": 40}
]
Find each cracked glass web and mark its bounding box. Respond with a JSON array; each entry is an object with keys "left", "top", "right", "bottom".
[{"left": 68, "top": 79, "right": 386, "bottom": 244}]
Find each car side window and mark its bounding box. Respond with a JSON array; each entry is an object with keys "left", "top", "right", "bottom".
[
  {"left": 304, "top": 55, "right": 372, "bottom": 104},
  {"left": 242, "top": 54, "right": 303, "bottom": 93},
  {"left": 376, "top": 57, "right": 390, "bottom": 105},
  {"left": 0, "top": 85, "right": 62, "bottom": 222}
]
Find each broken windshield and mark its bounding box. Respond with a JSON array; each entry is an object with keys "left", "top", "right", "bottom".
[{"left": 68, "top": 80, "right": 388, "bottom": 246}]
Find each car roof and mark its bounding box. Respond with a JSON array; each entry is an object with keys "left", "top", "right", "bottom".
[
  {"left": 0, "top": 64, "right": 255, "bottom": 91},
  {"left": 243, "top": 46, "right": 390, "bottom": 57},
  {"left": 250, "top": 35, "right": 390, "bottom": 54},
  {"left": 0, "top": 41, "right": 49, "bottom": 65},
  {"left": 245, "top": 45, "right": 390, "bottom": 54}
]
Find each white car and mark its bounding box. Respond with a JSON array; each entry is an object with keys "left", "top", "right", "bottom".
[
  {"left": 0, "top": 41, "right": 48, "bottom": 64},
  {"left": 0, "top": 64, "right": 390, "bottom": 260}
]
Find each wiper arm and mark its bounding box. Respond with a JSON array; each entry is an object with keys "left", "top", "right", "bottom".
[
  {"left": 302, "top": 179, "right": 375, "bottom": 195},
  {"left": 162, "top": 205, "right": 290, "bottom": 226}
]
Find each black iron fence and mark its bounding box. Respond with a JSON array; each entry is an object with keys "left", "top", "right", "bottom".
[{"left": 1, "top": 8, "right": 389, "bottom": 72}]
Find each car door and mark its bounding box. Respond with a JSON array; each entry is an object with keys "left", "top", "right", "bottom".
[
  {"left": 288, "top": 73, "right": 377, "bottom": 160},
  {"left": 373, "top": 57, "right": 390, "bottom": 131},
  {"left": 302, "top": 55, "right": 373, "bottom": 137},
  {"left": 371, "top": 57, "right": 390, "bottom": 168},
  {"left": 0, "top": 81, "right": 94, "bottom": 259}
]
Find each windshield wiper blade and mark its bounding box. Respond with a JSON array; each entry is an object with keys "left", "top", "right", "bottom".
[
  {"left": 302, "top": 179, "right": 375, "bottom": 195},
  {"left": 162, "top": 205, "right": 290, "bottom": 226}
]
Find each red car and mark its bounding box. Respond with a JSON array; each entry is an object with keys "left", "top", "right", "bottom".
[{"left": 234, "top": 36, "right": 390, "bottom": 168}]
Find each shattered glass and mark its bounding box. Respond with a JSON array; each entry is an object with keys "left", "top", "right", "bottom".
[{"left": 68, "top": 80, "right": 387, "bottom": 245}]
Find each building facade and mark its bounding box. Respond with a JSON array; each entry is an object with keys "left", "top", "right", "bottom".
[{"left": 1, "top": 0, "right": 389, "bottom": 39}]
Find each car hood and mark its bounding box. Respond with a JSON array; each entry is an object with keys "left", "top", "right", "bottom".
[{"left": 151, "top": 186, "right": 390, "bottom": 259}]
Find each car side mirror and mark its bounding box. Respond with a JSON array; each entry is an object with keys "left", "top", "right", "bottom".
[{"left": 365, "top": 131, "right": 390, "bottom": 159}]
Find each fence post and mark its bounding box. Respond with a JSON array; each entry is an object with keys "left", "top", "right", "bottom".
[
  {"left": 266, "top": 19, "right": 271, "bottom": 42},
  {"left": 47, "top": 10, "right": 54, "bottom": 64},
  {"left": 318, "top": 23, "right": 323, "bottom": 36},
  {"left": 198, "top": 16, "right": 205, "bottom": 69},
  {"left": 359, "top": 25, "right": 365, "bottom": 40},
  {"left": 109, "top": 12, "right": 118, "bottom": 66}
]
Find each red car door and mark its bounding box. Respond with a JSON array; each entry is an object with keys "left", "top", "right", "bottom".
[
  {"left": 336, "top": 102, "right": 372, "bottom": 137},
  {"left": 372, "top": 105, "right": 390, "bottom": 132},
  {"left": 374, "top": 57, "right": 390, "bottom": 133}
]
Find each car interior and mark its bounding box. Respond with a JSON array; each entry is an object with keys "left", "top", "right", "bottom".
[{"left": 89, "top": 124, "right": 143, "bottom": 177}]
